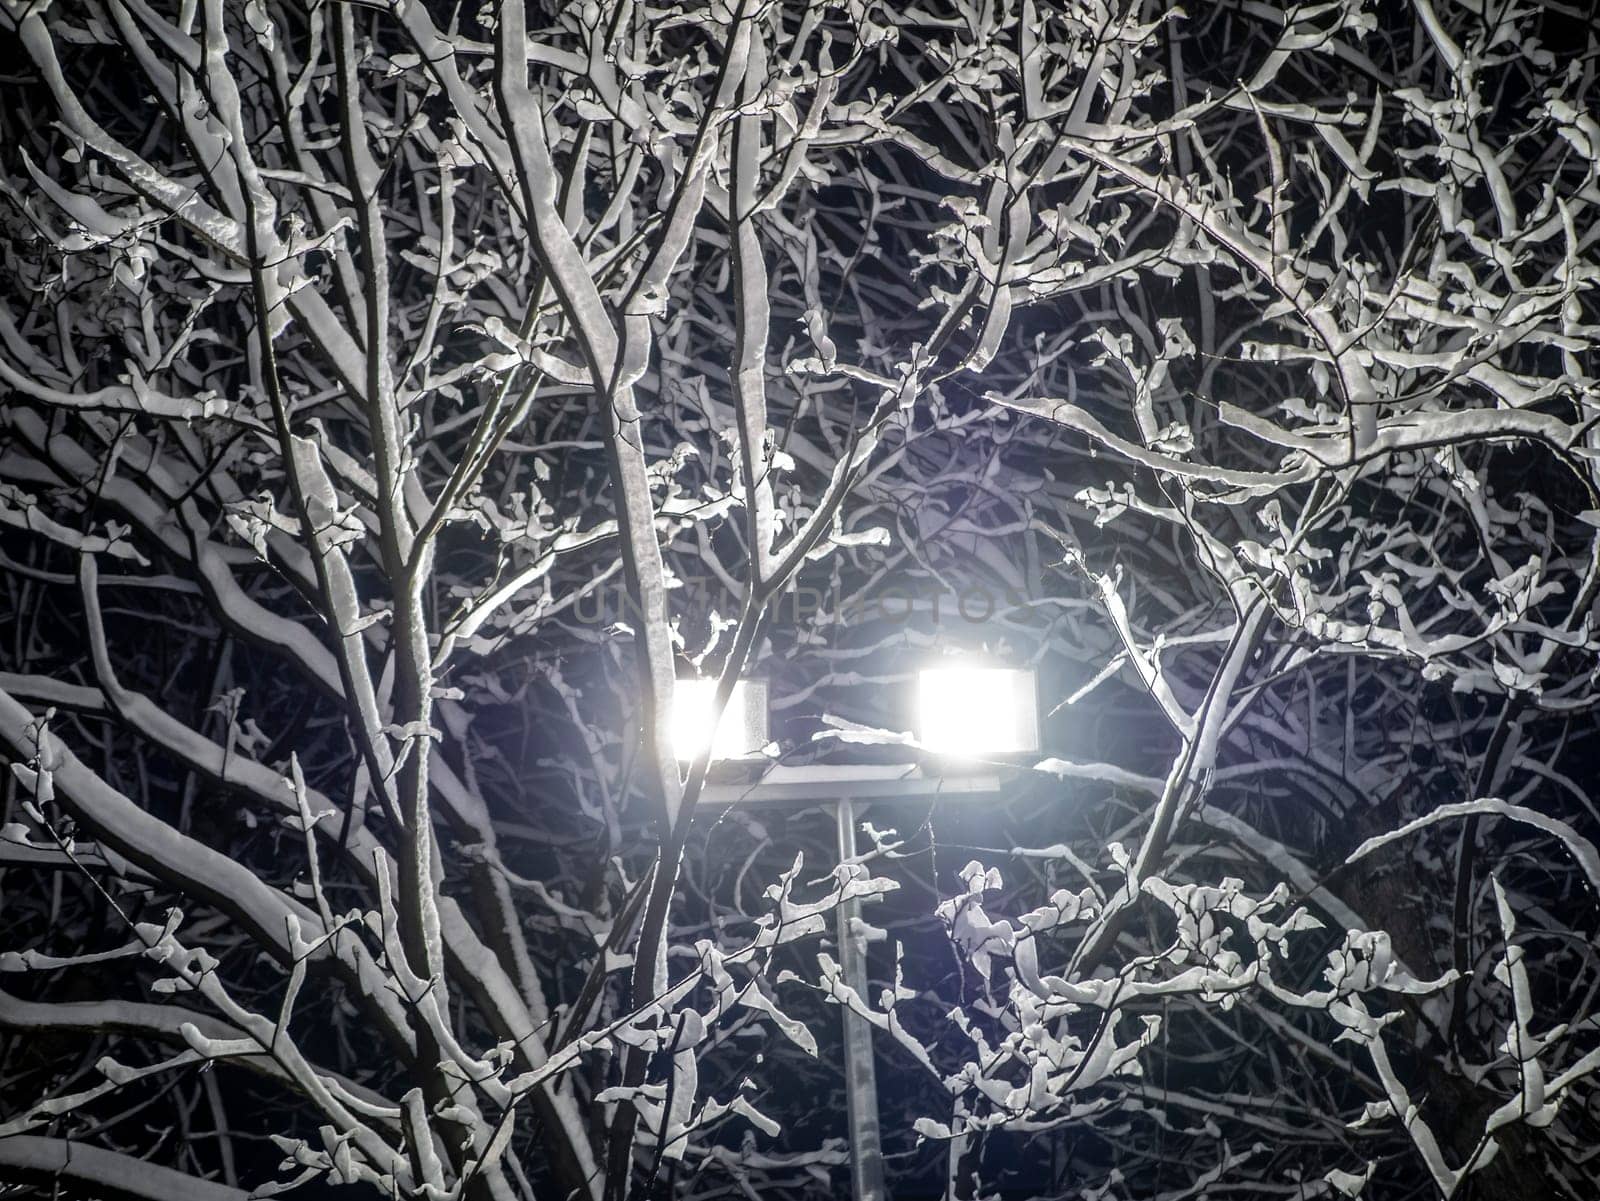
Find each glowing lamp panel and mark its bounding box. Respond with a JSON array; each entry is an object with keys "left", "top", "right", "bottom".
[
  {"left": 917, "top": 667, "right": 1038, "bottom": 756},
  {"left": 671, "top": 679, "right": 767, "bottom": 762}
]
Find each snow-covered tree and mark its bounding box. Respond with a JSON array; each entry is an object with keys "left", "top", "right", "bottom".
[{"left": 1, "top": 0, "right": 1597, "bottom": 1198}]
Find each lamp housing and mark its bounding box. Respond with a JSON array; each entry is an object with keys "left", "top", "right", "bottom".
[
  {"left": 916, "top": 665, "right": 1039, "bottom": 757},
  {"left": 671, "top": 678, "right": 769, "bottom": 762}
]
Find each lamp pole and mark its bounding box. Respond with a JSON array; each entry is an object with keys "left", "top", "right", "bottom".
[
  {"left": 835, "top": 795, "right": 886, "bottom": 1201},
  {"left": 704, "top": 765, "right": 1006, "bottom": 1199}
]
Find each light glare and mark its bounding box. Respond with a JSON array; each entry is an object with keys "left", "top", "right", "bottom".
[
  {"left": 671, "top": 679, "right": 767, "bottom": 761},
  {"left": 917, "top": 666, "right": 1038, "bottom": 756}
]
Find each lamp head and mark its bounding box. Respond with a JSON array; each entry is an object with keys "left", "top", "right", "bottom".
[
  {"left": 916, "top": 665, "right": 1039, "bottom": 757},
  {"left": 671, "top": 678, "right": 768, "bottom": 762}
]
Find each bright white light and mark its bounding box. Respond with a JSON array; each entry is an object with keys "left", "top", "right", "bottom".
[
  {"left": 917, "top": 666, "right": 1039, "bottom": 757},
  {"left": 671, "top": 679, "right": 768, "bottom": 762}
]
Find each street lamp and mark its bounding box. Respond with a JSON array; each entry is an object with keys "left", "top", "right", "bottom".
[{"left": 694, "top": 662, "right": 1036, "bottom": 1201}]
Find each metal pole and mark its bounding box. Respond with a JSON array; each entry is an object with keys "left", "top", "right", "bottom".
[{"left": 835, "top": 796, "right": 886, "bottom": 1201}]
